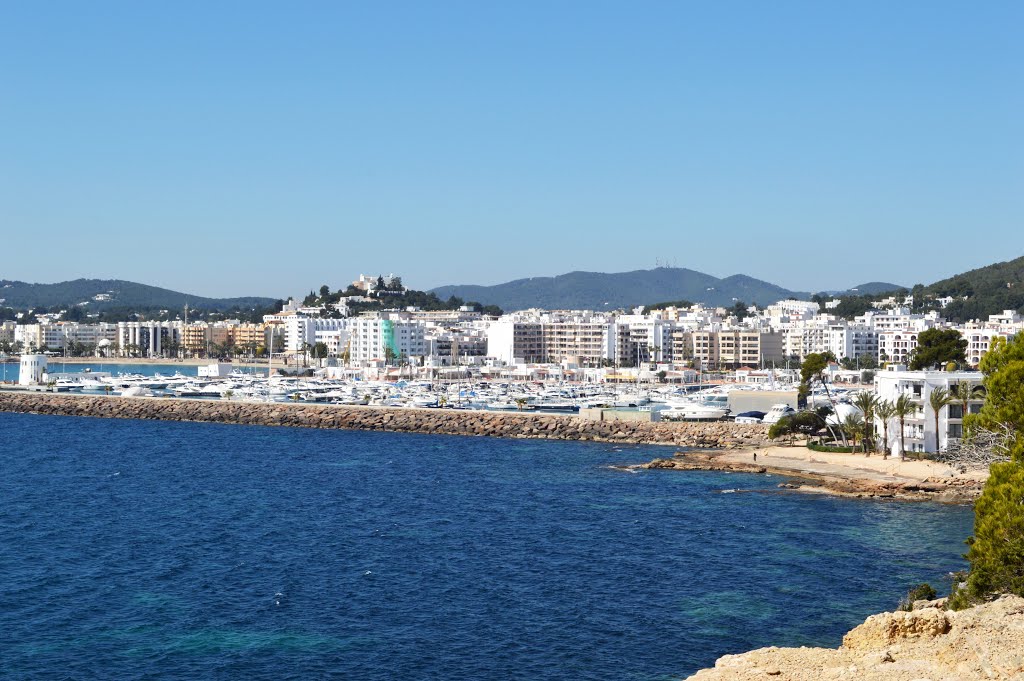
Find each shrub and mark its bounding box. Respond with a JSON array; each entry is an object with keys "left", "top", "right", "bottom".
[{"left": 899, "top": 583, "right": 937, "bottom": 611}]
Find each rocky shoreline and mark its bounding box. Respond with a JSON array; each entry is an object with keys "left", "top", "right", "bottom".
[
  {"left": 0, "top": 391, "right": 769, "bottom": 448},
  {"left": 634, "top": 451, "right": 984, "bottom": 503},
  {"left": 686, "top": 595, "right": 1024, "bottom": 680}
]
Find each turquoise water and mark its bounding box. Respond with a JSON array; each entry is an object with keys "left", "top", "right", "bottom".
[{"left": 1, "top": 413, "right": 973, "bottom": 679}]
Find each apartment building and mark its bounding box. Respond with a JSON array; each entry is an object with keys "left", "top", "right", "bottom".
[
  {"left": 486, "top": 313, "right": 613, "bottom": 365},
  {"left": 0, "top": 320, "right": 15, "bottom": 346},
  {"left": 877, "top": 330, "right": 918, "bottom": 365},
  {"left": 117, "top": 321, "right": 184, "bottom": 357},
  {"left": 874, "top": 367, "right": 985, "bottom": 454},
  {"left": 348, "top": 314, "right": 426, "bottom": 364},
  {"left": 825, "top": 324, "right": 879, "bottom": 361},
  {"left": 671, "top": 329, "right": 783, "bottom": 370}
]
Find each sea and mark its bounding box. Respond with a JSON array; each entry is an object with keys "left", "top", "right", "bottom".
[{"left": 1, "top": 412, "right": 973, "bottom": 680}]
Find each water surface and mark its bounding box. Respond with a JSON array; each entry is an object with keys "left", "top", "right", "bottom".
[{"left": 1, "top": 413, "right": 972, "bottom": 679}]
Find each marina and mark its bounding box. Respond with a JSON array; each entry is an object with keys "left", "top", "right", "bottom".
[{"left": 3, "top": 359, "right": 818, "bottom": 423}]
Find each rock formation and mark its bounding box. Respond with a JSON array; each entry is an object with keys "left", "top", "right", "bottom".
[{"left": 687, "top": 596, "right": 1024, "bottom": 680}]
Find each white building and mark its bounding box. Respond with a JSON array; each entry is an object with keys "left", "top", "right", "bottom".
[
  {"left": 873, "top": 366, "right": 985, "bottom": 455},
  {"left": 824, "top": 324, "right": 879, "bottom": 361},
  {"left": 283, "top": 317, "right": 349, "bottom": 356},
  {"left": 348, "top": 314, "right": 426, "bottom": 364},
  {"left": 19, "top": 354, "right": 47, "bottom": 385},
  {"left": 117, "top": 321, "right": 184, "bottom": 358}
]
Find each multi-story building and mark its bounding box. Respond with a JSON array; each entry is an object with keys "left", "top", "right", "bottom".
[
  {"left": 0, "top": 320, "right": 15, "bottom": 346},
  {"left": 283, "top": 317, "right": 347, "bottom": 355},
  {"left": 116, "top": 321, "right": 184, "bottom": 358},
  {"left": 181, "top": 323, "right": 209, "bottom": 357},
  {"left": 486, "top": 312, "right": 613, "bottom": 365},
  {"left": 877, "top": 330, "right": 918, "bottom": 365},
  {"left": 348, "top": 313, "right": 426, "bottom": 364},
  {"left": 672, "top": 329, "right": 783, "bottom": 370},
  {"left": 873, "top": 366, "right": 985, "bottom": 454},
  {"left": 825, "top": 324, "right": 879, "bottom": 361}
]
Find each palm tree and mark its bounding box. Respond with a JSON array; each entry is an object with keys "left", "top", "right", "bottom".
[
  {"left": 875, "top": 399, "right": 896, "bottom": 457},
  {"left": 514, "top": 397, "right": 528, "bottom": 412},
  {"left": 842, "top": 412, "right": 865, "bottom": 451},
  {"left": 893, "top": 393, "right": 919, "bottom": 460},
  {"left": 852, "top": 391, "right": 878, "bottom": 454},
  {"left": 927, "top": 386, "right": 955, "bottom": 453},
  {"left": 949, "top": 381, "right": 985, "bottom": 437}
]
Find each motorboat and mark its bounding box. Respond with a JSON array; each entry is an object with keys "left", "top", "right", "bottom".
[{"left": 761, "top": 404, "right": 796, "bottom": 425}]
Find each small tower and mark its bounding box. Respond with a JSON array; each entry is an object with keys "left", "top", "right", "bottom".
[{"left": 19, "top": 354, "right": 47, "bottom": 386}]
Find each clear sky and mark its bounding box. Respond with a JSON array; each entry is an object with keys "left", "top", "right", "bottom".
[{"left": 1, "top": 1, "right": 1021, "bottom": 299}]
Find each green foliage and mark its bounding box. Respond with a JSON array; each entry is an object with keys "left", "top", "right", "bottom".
[
  {"left": 830, "top": 295, "right": 883, "bottom": 319},
  {"left": 909, "top": 328, "right": 968, "bottom": 370},
  {"left": 953, "top": 333, "right": 1024, "bottom": 609},
  {"left": 342, "top": 289, "right": 503, "bottom": 316},
  {"left": 645, "top": 299, "right": 695, "bottom": 311},
  {"left": 728, "top": 301, "right": 749, "bottom": 320},
  {"left": 892, "top": 393, "right": 919, "bottom": 458},
  {"left": 767, "top": 417, "right": 793, "bottom": 440},
  {"left": 953, "top": 460, "right": 1024, "bottom": 609},
  {"left": 799, "top": 351, "right": 836, "bottom": 399},
  {"left": 927, "top": 255, "right": 1024, "bottom": 323},
  {"left": 431, "top": 268, "right": 805, "bottom": 312},
  {"left": 0, "top": 278, "right": 275, "bottom": 312},
  {"left": 928, "top": 387, "right": 955, "bottom": 452},
  {"left": 899, "top": 583, "right": 937, "bottom": 611}
]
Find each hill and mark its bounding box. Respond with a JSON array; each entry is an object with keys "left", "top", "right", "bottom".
[
  {"left": 841, "top": 281, "right": 904, "bottom": 296},
  {"left": 431, "top": 267, "right": 810, "bottom": 311},
  {"left": 925, "top": 254, "right": 1024, "bottom": 322},
  {"left": 0, "top": 278, "right": 275, "bottom": 312}
]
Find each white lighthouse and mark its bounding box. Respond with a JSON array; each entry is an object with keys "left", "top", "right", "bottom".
[{"left": 18, "top": 354, "right": 47, "bottom": 385}]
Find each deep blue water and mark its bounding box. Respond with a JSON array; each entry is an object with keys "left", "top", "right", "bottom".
[{"left": 2, "top": 413, "right": 973, "bottom": 680}]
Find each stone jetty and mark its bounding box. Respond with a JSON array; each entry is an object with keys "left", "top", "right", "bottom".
[{"left": 0, "top": 391, "right": 769, "bottom": 448}]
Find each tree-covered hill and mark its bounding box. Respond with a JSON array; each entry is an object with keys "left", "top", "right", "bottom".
[
  {"left": 431, "top": 267, "right": 811, "bottom": 311},
  {"left": 924, "top": 255, "right": 1024, "bottom": 322},
  {"left": 0, "top": 278, "right": 275, "bottom": 312}
]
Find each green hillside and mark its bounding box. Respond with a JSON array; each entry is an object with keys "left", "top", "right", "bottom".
[
  {"left": 431, "top": 267, "right": 809, "bottom": 311},
  {"left": 0, "top": 278, "right": 275, "bottom": 312},
  {"left": 925, "top": 255, "right": 1024, "bottom": 322}
]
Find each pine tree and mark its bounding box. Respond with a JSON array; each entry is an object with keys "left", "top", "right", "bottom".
[{"left": 952, "top": 334, "right": 1024, "bottom": 608}]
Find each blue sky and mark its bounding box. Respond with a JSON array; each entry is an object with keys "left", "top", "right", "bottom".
[{"left": 1, "top": 1, "right": 1021, "bottom": 299}]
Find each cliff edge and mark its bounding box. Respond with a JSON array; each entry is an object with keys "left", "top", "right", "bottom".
[{"left": 686, "top": 595, "right": 1024, "bottom": 680}]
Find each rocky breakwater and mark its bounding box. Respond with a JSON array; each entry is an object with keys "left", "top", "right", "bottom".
[
  {"left": 686, "top": 595, "right": 1024, "bottom": 680},
  {"left": 0, "top": 391, "right": 769, "bottom": 447}
]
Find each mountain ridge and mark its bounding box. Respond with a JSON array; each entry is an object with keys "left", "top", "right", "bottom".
[
  {"left": 0, "top": 278, "right": 276, "bottom": 312},
  {"left": 430, "top": 267, "right": 903, "bottom": 311}
]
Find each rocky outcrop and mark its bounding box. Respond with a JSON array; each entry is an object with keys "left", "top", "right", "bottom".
[
  {"left": 0, "top": 391, "right": 769, "bottom": 448},
  {"left": 636, "top": 451, "right": 983, "bottom": 502},
  {"left": 687, "top": 595, "right": 1024, "bottom": 680}
]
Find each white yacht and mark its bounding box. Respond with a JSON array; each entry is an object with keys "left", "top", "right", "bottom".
[{"left": 761, "top": 404, "right": 796, "bottom": 425}]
